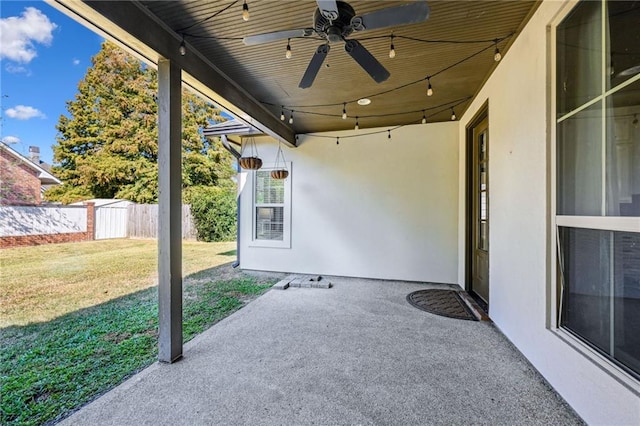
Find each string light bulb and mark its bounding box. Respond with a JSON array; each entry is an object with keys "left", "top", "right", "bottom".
[
  {"left": 389, "top": 35, "right": 396, "bottom": 58},
  {"left": 289, "top": 110, "right": 294, "bottom": 124},
  {"left": 342, "top": 103, "right": 347, "bottom": 119},
  {"left": 286, "top": 39, "right": 292, "bottom": 59},
  {"left": 354, "top": 116, "right": 359, "bottom": 131},
  {"left": 494, "top": 40, "right": 502, "bottom": 62},
  {"left": 450, "top": 107, "right": 456, "bottom": 121},
  {"left": 388, "top": 130, "right": 391, "bottom": 140},
  {"left": 421, "top": 111, "right": 427, "bottom": 124},
  {"left": 280, "top": 107, "right": 285, "bottom": 121},
  {"left": 178, "top": 35, "right": 186, "bottom": 56},
  {"left": 242, "top": 0, "right": 250, "bottom": 21},
  {"left": 336, "top": 137, "right": 340, "bottom": 145},
  {"left": 426, "top": 77, "right": 433, "bottom": 97}
]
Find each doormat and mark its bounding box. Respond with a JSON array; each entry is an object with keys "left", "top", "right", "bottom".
[{"left": 406, "top": 289, "right": 478, "bottom": 321}]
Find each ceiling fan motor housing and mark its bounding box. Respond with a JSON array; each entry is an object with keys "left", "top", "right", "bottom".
[{"left": 314, "top": 1, "right": 355, "bottom": 42}]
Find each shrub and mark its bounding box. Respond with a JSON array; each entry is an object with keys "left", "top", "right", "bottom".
[{"left": 186, "top": 186, "right": 237, "bottom": 242}]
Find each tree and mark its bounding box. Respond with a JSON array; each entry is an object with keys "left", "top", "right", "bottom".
[{"left": 47, "top": 41, "right": 235, "bottom": 204}]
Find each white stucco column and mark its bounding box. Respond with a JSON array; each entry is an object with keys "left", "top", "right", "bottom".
[{"left": 157, "top": 58, "right": 182, "bottom": 363}]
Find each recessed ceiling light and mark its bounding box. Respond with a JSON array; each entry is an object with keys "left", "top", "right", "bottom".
[{"left": 357, "top": 98, "right": 371, "bottom": 106}]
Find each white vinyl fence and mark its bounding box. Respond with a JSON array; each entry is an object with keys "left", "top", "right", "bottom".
[{"left": 95, "top": 204, "right": 128, "bottom": 239}]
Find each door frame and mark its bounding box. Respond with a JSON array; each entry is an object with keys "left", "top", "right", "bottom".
[{"left": 465, "top": 102, "right": 489, "bottom": 311}]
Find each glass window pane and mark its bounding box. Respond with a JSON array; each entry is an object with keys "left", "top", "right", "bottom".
[
  {"left": 479, "top": 221, "right": 488, "bottom": 251},
  {"left": 606, "top": 79, "right": 640, "bottom": 216},
  {"left": 613, "top": 231, "right": 640, "bottom": 375},
  {"left": 256, "top": 171, "right": 284, "bottom": 204},
  {"left": 256, "top": 206, "right": 284, "bottom": 240},
  {"left": 557, "top": 0, "right": 602, "bottom": 117},
  {"left": 560, "top": 227, "right": 640, "bottom": 378},
  {"left": 560, "top": 227, "right": 611, "bottom": 354},
  {"left": 557, "top": 103, "right": 603, "bottom": 215},
  {"left": 607, "top": 2, "right": 640, "bottom": 89}
]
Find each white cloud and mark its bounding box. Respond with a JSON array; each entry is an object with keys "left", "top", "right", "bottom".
[
  {"left": 5, "top": 63, "right": 29, "bottom": 74},
  {"left": 5, "top": 105, "right": 45, "bottom": 120},
  {"left": 0, "top": 7, "right": 57, "bottom": 63},
  {"left": 73, "top": 58, "right": 80, "bottom": 66},
  {"left": 1, "top": 136, "right": 21, "bottom": 144}
]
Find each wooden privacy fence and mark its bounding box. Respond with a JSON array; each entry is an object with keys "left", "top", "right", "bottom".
[{"left": 127, "top": 204, "right": 197, "bottom": 240}]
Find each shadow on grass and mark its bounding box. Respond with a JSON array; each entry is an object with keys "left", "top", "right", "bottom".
[
  {"left": 0, "top": 263, "right": 280, "bottom": 426},
  {"left": 218, "top": 249, "right": 237, "bottom": 257}
]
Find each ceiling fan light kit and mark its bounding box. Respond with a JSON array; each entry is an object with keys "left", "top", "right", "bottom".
[{"left": 242, "top": 0, "right": 430, "bottom": 89}]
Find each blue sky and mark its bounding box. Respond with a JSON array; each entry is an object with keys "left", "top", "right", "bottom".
[{"left": 1, "top": 1, "right": 104, "bottom": 164}]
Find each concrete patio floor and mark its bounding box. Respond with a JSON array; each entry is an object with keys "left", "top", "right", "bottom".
[{"left": 60, "top": 278, "right": 583, "bottom": 425}]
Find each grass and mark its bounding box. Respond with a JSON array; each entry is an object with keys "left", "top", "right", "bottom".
[
  {"left": 0, "top": 240, "right": 280, "bottom": 425},
  {"left": 0, "top": 239, "right": 237, "bottom": 327}
]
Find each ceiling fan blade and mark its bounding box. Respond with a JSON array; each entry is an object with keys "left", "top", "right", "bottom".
[
  {"left": 316, "top": 0, "right": 339, "bottom": 21},
  {"left": 299, "top": 44, "right": 330, "bottom": 89},
  {"left": 243, "top": 28, "right": 314, "bottom": 46},
  {"left": 344, "top": 40, "right": 390, "bottom": 83},
  {"left": 351, "top": 1, "right": 430, "bottom": 32}
]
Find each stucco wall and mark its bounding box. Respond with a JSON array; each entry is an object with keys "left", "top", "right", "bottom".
[
  {"left": 239, "top": 121, "right": 459, "bottom": 283},
  {"left": 458, "top": 1, "right": 639, "bottom": 423}
]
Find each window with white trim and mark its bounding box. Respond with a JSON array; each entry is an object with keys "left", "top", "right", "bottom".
[
  {"left": 251, "top": 164, "right": 291, "bottom": 248},
  {"left": 556, "top": 0, "right": 640, "bottom": 379}
]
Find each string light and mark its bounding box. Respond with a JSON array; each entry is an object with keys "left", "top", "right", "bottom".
[
  {"left": 289, "top": 110, "right": 294, "bottom": 124},
  {"left": 280, "top": 106, "right": 285, "bottom": 121},
  {"left": 426, "top": 77, "right": 433, "bottom": 97},
  {"left": 266, "top": 96, "right": 471, "bottom": 124},
  {"left": 387, "top": 130, "right": 391, "bottom": 140},
  {"left": 342, "top": 103, "right": 347, "bottom": 119},
  {"left": 286, "top": 39, "right": 292, "bottom": 59},
  {"left": 493, "top": 39, "right": 502, "bottom": 62},
  {"left": 354, "top": 116, "right": 359, "bottom": 131},
  {"left": 265, "top": 38, "right": 509, "bottom": 116},
  {"left": 389, "top": 34, "right": 396, "bottom": 58},
  {"left": 242, "top": 0, "right": 250, "bottom": 21},
  {"left": 450, "top": 107, "right": 456, "bottom": 121},
  {"left": 422, "top": 111, "right": 427, "bottom": 124},
  {"left": 336, "top": 137, "right": 340, "bottom": 145},
  {"left": 305, "top": 103, "right": 466, "bottom": 142},
  {"left": 178, "top": 34, "right": 186, "bottom": 56}
]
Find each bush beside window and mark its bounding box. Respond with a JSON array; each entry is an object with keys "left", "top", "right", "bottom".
[{"left": 185, "top": 186, "right": 237, "bottom": 242}]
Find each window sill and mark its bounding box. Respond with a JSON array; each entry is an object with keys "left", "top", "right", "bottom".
[
  {"left": 248, "top": 240, "right": 291, "bottom": 249},
  {"left": 550, "top": 327, "right": 640, "bottom": 396}
]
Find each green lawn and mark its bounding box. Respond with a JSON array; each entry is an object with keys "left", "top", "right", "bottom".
[
  {"left": 1, "top": 239, "right": 238, "bottom": 326},
  {"left": 0, "top": 240, "right": 279, "bottom": 425}
]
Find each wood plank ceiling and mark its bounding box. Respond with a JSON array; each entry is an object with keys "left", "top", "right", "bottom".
[{"left": 140, "top": 0, "right": 539, "bottom": 134}]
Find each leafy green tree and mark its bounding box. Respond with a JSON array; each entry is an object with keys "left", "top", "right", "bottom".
[{"left": 47, "top": 41, "right": 235, "bottom": 204}]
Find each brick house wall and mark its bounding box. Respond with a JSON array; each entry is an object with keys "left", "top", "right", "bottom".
[{"left": 0, "top": 148, "right": 41, "bottom": 205}]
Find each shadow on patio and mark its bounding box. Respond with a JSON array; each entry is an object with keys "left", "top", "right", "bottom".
[{"left": 60, "top": 278, "right": 582, "bottom": 425}]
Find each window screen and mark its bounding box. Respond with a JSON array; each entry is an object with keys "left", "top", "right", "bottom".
[{"left": 254, "top": 170, "right": 285, "bottom": 241}]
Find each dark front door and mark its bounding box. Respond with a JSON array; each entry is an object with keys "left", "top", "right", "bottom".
[{"left": 471, "top": 117, "right": 489, "bottom": 305}]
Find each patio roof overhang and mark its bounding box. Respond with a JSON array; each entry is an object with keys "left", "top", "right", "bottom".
[
  {"left": 47, "top": 0, "right": 297, "bottom": 147},
  {"left": 44, "top": 0, "right": 540, "bottom": 363}
]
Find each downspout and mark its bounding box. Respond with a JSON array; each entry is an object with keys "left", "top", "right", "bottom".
[{"left": 221, "top": 134, "right": 242, "bottom": 268}]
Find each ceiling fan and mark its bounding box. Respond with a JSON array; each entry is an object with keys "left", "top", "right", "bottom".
[{"left": 243, "top": 1, "right": 430, "bottom": 89}]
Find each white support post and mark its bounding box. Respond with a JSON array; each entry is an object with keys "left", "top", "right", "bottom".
[{"left": 157, "top": 58, "right": 182, "bottom": 363}]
